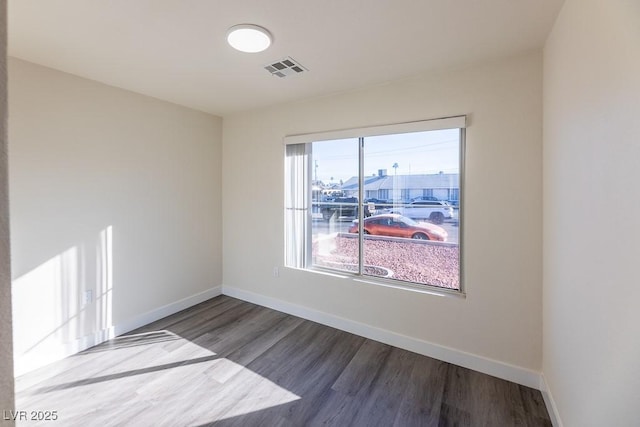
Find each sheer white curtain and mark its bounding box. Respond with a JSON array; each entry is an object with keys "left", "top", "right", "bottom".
[{"left": 285, "top": 143, "right": 309, "bottom": 268}]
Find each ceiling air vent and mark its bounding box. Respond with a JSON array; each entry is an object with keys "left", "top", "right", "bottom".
[{"left": 264, "top": 57, "right": 307, "bottom": 78}]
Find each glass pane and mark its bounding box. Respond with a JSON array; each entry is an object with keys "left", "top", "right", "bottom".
[
  {"left": 360, "top": 129, "right": 461, "bottom": 290},
  {"left": 310, "top": 138, "right": 360, "bottom": 273}
]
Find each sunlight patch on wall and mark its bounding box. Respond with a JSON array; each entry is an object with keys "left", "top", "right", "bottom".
[
  {"left": 96, "top": 226, "right": 113, "bottom": 341},
  {"left": 12, "top": 245, "right": 82, "bottom": 374},
  {"left": 12, "top": 226, "right": 115, "bottom": 376}
]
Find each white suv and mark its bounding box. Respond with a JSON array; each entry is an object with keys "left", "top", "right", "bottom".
[{"left": 389, "top": 201, "right": 453, "bottom": 224}]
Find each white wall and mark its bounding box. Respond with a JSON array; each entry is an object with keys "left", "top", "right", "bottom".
[
  {"left": 543, "top": 1, "right": 640, "bottom": 425},
  {"left": 223, "top": 51, "right": 543, "bottom": 375},
  {"left": 1, "top": 1, "right": 16, "bottom": 424},
  {"left": 9, "top": 58, "right": 223, "bottom": 374}
]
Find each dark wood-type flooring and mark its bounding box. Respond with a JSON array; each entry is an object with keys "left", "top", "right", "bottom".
[{"left": 15, "top": 296, "right": 551, "bottom": 426}]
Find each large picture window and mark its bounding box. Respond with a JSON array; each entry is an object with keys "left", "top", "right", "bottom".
[{"left": 285, "top": 116, "right": 465, "bottom": 292}]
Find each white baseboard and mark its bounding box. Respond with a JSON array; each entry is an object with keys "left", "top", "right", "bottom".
[
  {"left": 540, "top": 374, "right": 563, "bottom": 427},
  {"left": 14, "top": 285, "right": 222, "bottom": 377},
  {"left": 113, "top": 285, "right": 222, "bottom": 336},
  {"left": 222, "top": 285, "right": 542, "bottom": 390}
]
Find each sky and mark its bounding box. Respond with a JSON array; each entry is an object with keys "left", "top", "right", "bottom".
[{"left": 311, "top": 128, "right": 461, "bottom": 184}]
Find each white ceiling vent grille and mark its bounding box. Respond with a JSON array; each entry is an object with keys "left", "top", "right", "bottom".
[{"left": 264, "top": 57, "right": 307, "bottom": 78}]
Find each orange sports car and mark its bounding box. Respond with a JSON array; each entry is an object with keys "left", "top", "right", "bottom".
[{"left": 348, "top": 213, "right": 448, "bottom": 241}]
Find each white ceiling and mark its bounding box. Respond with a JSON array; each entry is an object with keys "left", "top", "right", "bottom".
[{"left": 8, "top": 0, "right": 564, "bottom": 116}]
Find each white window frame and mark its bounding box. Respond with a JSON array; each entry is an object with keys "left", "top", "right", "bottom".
[{"left": 284, "top": 116, "right": 466, "bottom": 295}]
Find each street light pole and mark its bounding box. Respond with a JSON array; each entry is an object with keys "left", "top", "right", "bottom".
[{"left": 392, "top": 163, "right": 398, "bottom": 208}]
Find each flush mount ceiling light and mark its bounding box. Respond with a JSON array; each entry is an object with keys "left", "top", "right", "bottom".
[{"left": 226, "top": 24, "right": 272, "bottom": 53}]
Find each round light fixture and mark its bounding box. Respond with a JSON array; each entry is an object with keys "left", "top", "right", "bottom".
[{"left": 226, "top": 24, "right": 272, "bottom": 53}]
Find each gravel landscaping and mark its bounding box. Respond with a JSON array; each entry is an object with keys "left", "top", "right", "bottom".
[{"left": 313, "top": 234, "right": 460, "bottom": 290}]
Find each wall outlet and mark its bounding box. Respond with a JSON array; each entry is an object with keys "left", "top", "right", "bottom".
[
  {"left": 273, "top": 267, "right": 279, "bottom": 278},
  {"left": 83, "top": 289, "right": 93, "bottom": 305}
]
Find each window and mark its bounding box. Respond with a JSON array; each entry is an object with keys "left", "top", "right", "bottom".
[{"left": 285, "top": 116, "right": 465, "bottom": 292}]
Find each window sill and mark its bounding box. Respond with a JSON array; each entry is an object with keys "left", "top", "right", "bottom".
[{"left": 287, "top": 265, "right": 466, "bottom": 299}]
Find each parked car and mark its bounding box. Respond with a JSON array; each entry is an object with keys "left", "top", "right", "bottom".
[
  {"left": 411, "top": 196, "right": 440, "bottom": 202},
  {"left": 364, "top": 198, "right": 390, "bottom": 208},
  {"left": 319, "top": 196, "right": 359, "bottom": 220},
  {"left": 364, "top": 198, "right": 393, "bottom": 215},
  {"left": 348, "top": 214, "right": 448, "bottom": 241},
  {"left": 389, "top": 200, "right": 453, "bottom": 224}
]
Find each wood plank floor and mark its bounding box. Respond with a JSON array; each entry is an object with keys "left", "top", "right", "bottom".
[{"left": 15, "top": 296, "right": 552, "bottom": 426}]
